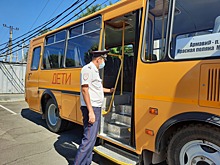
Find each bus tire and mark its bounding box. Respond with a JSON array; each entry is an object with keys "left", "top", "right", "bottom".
[
  {"left": 167, "top": 124, "right": 220, "bottom": 165},
  {"left": 45, "top": 98, "right": 68, "bottom": 133}
]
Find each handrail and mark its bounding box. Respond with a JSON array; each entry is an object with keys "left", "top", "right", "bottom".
[
  {"left": 121, "top": 21, "right": 125, "bottom": 95},
  {"left": 102, "top": 21, "right": 125, "bottom": 115},
  {"left": 102, "top": 56, "right": 123, "bottom": 115}
]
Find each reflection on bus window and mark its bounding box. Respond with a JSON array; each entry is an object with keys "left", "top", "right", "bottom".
[
  {"left": 84, "top": 17, "right": 101, "bottom": 33},
  {"left": 43, "top": 41, "right": 65, "bottom": 69},
  {"left": 144, "top": 0, "right": 170, "bottom": 62},
  {"left": 69, "top": 25, "right": 83, "bottom": 38},
  {"left": 31, "top": 47, "right": 41, "bottom": 70},
  {"left": 170, "top": 0, "right": 220, "bottom": 60},
  {"left": 66, "top": 17, "right": 101, "bottom": 67},
  {"left": 66, "top": 32, "right": 100, "bottom": 67},
  {"left": 45, "top": 35, "right": 54, "bottom": 45},
  {"left": 55, "top": 31, "right": 66, "bottom": 42}
]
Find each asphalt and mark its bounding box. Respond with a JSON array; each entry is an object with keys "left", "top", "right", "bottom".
[{"left": 0, "top": 93, "right": 25, "bottom": 102}]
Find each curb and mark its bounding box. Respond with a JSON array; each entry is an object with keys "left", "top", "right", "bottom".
[{"left": 0, "top": 94, "right": 25, "bottom": 103}]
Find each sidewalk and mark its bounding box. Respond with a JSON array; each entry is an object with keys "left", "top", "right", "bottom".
[{"left": 0, "top": 93, "right": 25, "bottom": 102}]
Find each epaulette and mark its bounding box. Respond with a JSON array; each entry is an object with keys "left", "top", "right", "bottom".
[{"left": 87, "top": 63, "right": 92, "bottom": 69}]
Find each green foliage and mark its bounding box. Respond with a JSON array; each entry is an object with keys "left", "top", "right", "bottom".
[
  {"left": 39, "top": 28, "right": 51, "bottom": 35},
  {"left": 77, "top": 4, "right": 102, "bottom": 19},
  {"left": 110, "top": 45, "right": 134, "bottom": 56},
  {"left": 84, "top": 44, "right": 98, "bottom": 64},
  {"left": 77, "top": 1, "right": 114, "bottom": 19}
]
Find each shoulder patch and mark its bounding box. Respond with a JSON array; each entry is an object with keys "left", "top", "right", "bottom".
[{"left": 83, "top": 73, "right": 89, "bottom": 81}]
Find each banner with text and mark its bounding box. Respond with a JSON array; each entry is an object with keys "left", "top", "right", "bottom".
[{"left": 175, "top": 33, "right": 220, "bottom": 59}]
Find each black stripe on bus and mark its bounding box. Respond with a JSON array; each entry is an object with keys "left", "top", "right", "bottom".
[{"left": 38, "top": 87, "right": 80, "bottom": 95}]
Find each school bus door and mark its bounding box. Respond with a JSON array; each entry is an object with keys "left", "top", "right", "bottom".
[{"left": 26, "top": 45, "right": 41, "bottom": 112}]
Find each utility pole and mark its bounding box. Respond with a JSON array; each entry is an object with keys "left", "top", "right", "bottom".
[
  {"left": 21, "top": 40, "right": 25, "bottom": 62},
  {"left": 18, "top": 39, "right": 28, "bottom": 62},
  {"left": 3, "top": 24, "right": 19, "bottom": 62}
]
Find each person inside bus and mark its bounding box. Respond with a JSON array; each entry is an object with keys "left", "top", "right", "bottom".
[{"left": 73, "top": 50, "right": 114, "bottom": 165}]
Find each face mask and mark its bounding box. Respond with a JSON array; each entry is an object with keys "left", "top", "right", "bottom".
[{"left": 99, "top": 61, "right": 105, "bottom": 69}]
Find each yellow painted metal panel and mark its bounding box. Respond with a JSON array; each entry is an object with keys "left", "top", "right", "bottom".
[
  {"left": 199, "top": 63, "right": 220, "bottom": 108},
  {"left": 61, "top": 94, "right": 78, "bottom": 121},
  {"left": 76, "top": 96, "right": 83, "bottom": 124},
  {"left": 103, "top": 0, "right": 143, "bottom": 21},
  {"left": 38, "top": 69, "right": 81, "bottom": 92},
  {"left": 134, "top": 58, "right": 220, "bottom": 152}
]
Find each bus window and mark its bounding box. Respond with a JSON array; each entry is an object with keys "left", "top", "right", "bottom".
[
  {"left": 65, "top": 17, "right": 101, "bottom": 67},
  {"left": 170, "top": 0, "right": 220, "bottom": 60},
  {"left": 143, "top": 0, "right": 171, "bottom": 62},
  {"left": 43, "top": 30, "right": 66, "bottom": 69},
  {"left": 31, "top": 47, "right": 41, "bottom": 70},
  {"left": 55, "top": 31, "right": 66, "bottom": 42},
  {"left": 69, "top": 25, "right": 83, "bottom": 38},
  {"left": 84, "top": 17, "right": 101, "bottom": 33},
  {"left": 45, "top": 35, "right": 54, "bottom": 45}
]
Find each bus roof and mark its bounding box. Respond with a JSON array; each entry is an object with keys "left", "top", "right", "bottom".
[{"left": 31, "top": 0, "right": 144, "bottom": 42}]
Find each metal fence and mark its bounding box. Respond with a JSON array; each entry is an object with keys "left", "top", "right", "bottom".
[{"left": 0, "top": 62, "right": 26, "bottom": 93}]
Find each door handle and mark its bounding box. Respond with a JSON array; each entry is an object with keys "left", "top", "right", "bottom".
[{"left": 28, "top": 73, "right": 32, "bottom": 80}]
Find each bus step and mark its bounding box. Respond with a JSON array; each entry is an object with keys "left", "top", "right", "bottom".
[
  {"left": 104, "top": 112, "right": 131, "bottom": 126},
  {"left": 94, "top": 143, "right": 139, "bottom": 165},
  {"left": 104, "top": 132, "right": 131, "bottom": 145},
  {"left": 102, "top": 94, "right": 131, "bottom": 110},
  {"left": 115, "top": 105, "right": 132, "bottom": 116},
  {"left": 104, "top": 122, "right": 130, "bottom": 138}
]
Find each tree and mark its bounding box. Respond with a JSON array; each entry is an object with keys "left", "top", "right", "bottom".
[
  {"left": 39, "top": 28, "right": 51, "bottom": 35},
  {"left": 77, "top": 4, "right": 102, "bottom": 19},
  {"left": 77, "top": 1, "right": 114, "bottom": 19}
]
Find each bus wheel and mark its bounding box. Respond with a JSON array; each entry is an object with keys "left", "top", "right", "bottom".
[
  {"left": 167, "top": 124, "right": 220, "bottom": 165},
  {"left": 45, "top": 98, "right": 67, "bottom": 133}
]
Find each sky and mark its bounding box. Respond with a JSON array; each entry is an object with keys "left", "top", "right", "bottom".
[{"left": 0, "top": 0, "right": 118, "bottom": 62}]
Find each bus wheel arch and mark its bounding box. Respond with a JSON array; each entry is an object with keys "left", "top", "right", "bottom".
[
  {"left": 155, "top": 112, "right": 220, "bottom": 163},
  {"left": 41, "top": 95, "right": 51, "bottom": 115},
  {"left": 41, "top": 90, "right": 68, "bottom": 132}
]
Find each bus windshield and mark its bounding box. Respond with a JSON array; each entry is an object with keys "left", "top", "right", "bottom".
[{"left": 170, "top": 0, "right": 220, "bottom": 60}]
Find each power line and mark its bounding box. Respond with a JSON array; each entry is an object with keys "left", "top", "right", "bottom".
[
  {"left": 0, "top": 0, "right": 83, "bottom": 54},
  {"left": 0, "top": 0, "right": 97, "bottom": 58},
  {"left": 29, "top": 0, "right": 50, "bottom": 31},
  {"left": 3, "top": 24, "right": 19, "bottom": 62},
  {"left": 53, "top": 0, "right": 90, "bottom": 28},
  {"left": 100, "top": 0, "right": 110, "bottom": 7},
  {"left": 58, "top": 0, "right": 96, "bottom": 27},
  {"left": 0, "top": 0, "right": 82, "bottom": 47},
  {"left": 0, "top": 0, "right": 110, "bottom": 58},
  {"left": 48, "top": 0, "right": 64, "bottom": 19}
]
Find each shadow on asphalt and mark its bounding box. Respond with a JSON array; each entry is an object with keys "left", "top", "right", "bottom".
[
  {"left": 20, "top": 108, "right": 103, "bottom": 165},
  {"left": 21, "top": 108, "right": 47, "bottom": 127},
  {"left": 21, "top": 109, "right": 166, "bottom": 165}
]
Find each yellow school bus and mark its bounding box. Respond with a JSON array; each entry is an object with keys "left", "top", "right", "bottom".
[{"left": 25, "top": 0, "right": 220, "bottom": 164}]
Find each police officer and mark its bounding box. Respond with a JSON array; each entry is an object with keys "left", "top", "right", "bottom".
[{"left": 73, "top": 50, "right": 114, "bottom": 165}]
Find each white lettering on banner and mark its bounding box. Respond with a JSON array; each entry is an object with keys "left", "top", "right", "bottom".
[{"left": 175, "top": 33, "right": 220, "bottom": 59}]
